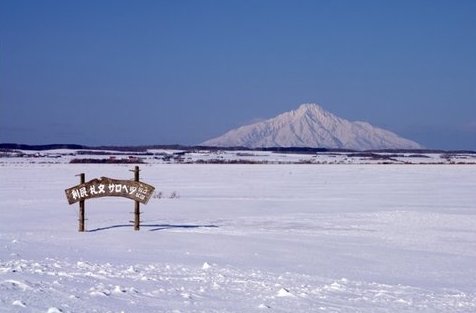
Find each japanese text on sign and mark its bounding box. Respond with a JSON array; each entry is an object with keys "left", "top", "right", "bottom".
[{"left": 65, "top": 177, "right": 155, "bottom": 205}]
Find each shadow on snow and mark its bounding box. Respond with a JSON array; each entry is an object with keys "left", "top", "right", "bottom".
[{"left": 87, "top": 224, "right": 219, "bottom": 232}]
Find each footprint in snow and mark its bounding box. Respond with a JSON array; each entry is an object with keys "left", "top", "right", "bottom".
[
  {"left": 276, "top": 288, "right": 295, "bottom": 297},
  {"left": 112, "top": 285, "right": 126, "bottom": 294},
  {"left": 12, "top": 300, "right": 26, "bottom": 307},
  {"left": 2, "top": 279, "right": 32, "bottom": 291},
  {"left": 89, "top": 290, "right": 111, "bottom": 297}
]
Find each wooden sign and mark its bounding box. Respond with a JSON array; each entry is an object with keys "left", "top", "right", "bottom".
[
  {"left": 65, "top": 177, "right": 155, "bottom": 205},
  {"left": 65, "top": 166, "right": 155, "bottom": 232}
]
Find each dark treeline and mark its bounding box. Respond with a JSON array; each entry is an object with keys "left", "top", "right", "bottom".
[{"left": 1, "top": 143, "right": 475, "bottom": 154}]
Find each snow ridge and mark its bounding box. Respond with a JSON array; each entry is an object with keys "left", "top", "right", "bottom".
[{"left": 202, "top": 103, "right": 423, "bottom": 150}]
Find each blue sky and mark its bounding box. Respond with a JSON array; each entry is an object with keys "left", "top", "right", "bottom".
[{"left": 1, "top": 0, "right": 475, "bottom": 149}]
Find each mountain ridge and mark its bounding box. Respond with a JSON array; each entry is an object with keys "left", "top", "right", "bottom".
[{"left": 202, "top": 103, "right": 423, "bottom": 150}]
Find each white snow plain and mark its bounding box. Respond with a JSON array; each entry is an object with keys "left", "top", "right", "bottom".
[{"left": 1, "top": 162, "right": 476, "bottom": 312}]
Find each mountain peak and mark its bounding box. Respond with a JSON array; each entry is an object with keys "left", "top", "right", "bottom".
[
  {"left": 202, "top": 103, "right": 423, "bottom": 150},
  {"left": 295, "top": 103, "right": 325, "bottom": 116},
  {"left": 297, "top": 103, "right": 322, "bottom": 112}
]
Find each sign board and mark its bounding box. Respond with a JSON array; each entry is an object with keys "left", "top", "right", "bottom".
[{"left": 65, "top": 177, "right": 155, "bottom": 205}]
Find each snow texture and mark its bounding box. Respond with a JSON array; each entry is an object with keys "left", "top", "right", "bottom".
[
  {"left": 202, "top": 103, "right": 423, "bottom": 150},
  {"left": 1, "top": 160, "right": 475, "bottom": 312}
]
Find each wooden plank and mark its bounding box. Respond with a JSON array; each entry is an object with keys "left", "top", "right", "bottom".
[
  {"left": 65, "top": 177, "right": 155, "bottom": 205},
  {"left": 78, "top": 173, "right": 85, "bottom": 232},
  {"left": 133, "top": 166, "right": 140, "bottom": 231}
]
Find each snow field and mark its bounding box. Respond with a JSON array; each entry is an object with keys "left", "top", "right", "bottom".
[
  {"left": 1, "top": 164, "right": 476, "bottom": 312},
  {"left": 3, "top": 148, "right": 476, "bottom": 165},
  {"left": 1, "top": 258, "right": 474, "bottom": 312}
]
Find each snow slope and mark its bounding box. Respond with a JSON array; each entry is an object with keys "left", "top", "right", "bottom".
[
  {"left": 1, "top": 163, "right": 475, "bottom": 312},
  {"left": 202, "top": 104, "right": 423, "bottom": 150}
]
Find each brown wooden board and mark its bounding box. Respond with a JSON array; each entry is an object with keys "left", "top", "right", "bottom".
[{"left": 65, "top": 177, "right": 155, "bottom": 205}]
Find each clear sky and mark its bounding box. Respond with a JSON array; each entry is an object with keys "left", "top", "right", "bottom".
[{"left": 1, "top": 0, "right": 475, "bottom": 149}]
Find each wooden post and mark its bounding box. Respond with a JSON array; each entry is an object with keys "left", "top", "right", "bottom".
[
  {"left": 77, "top": 173, "right": 85, "bottom": 232},
  {"left": 133, "top": 166, "right": 140, "bottom": 231}
]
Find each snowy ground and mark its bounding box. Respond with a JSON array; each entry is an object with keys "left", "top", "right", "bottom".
[{"left": 1, "top": 162, "right": 476, "bottom": 312}]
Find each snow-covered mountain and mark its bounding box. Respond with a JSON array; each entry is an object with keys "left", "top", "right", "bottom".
[{"left": 202, "top": 103, "right": 423, "bottom": 150}]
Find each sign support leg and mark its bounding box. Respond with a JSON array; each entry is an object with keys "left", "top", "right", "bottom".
[
  {"left": 78, "top": 173, "right": 85, "bottom": 232},
  {"left": 133, "top": 166, "right": 140, "bottom": 231}
]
